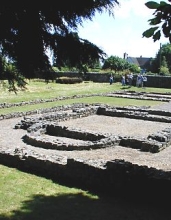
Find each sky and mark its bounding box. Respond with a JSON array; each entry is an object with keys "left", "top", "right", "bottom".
[{"left": 77, "top": 0, "right": 169, "bottom": 59}]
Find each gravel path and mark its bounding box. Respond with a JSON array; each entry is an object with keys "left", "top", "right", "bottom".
[{"left": 149, "top": 100, "right": 171, "bottom": 111}]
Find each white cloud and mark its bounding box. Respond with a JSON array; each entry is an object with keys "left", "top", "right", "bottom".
[
  {"left": 114, "top": 0, "right": 153, "bottom": 19},
  {"left": 78, "top": 0, "right": 169, "bottom": 58}
]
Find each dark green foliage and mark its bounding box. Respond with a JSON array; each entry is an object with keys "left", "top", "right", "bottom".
[
  {"left": 143, "top": 1, "right": 171, "bottom": 42},
  {"left": 148, "top": 43, "right": 171, "bottom": 74},
  {"left": 56, "top": 77, "right": 83, "bottom": 84},
  {"left": 7, "top": 71, "right": 27, "bottom": 94},
  {"left": 159, "top": 43, "right": 171, "bottom": 73},
  {"left": 0, "top": 1, "right": 119, "bottom": 81},
  {"left": 0, "top": 54, "right": 27, "bottom": 93},
  {"left": 53, "top": 32, "right": 106, "bottom": 72},
  {"left": 142, "top": 27, "right": 159, "bottom": 38},
  {"left": 145, "top": 1, "right": 160, "bottom": 9},
  {"left": 102, "top": 56, "right": 139, "bottom": 72}
]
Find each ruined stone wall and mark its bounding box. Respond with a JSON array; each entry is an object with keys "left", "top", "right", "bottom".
[
  {"left": 1, "top": 102, "right": 171, "bottom": 200},
  {"left": 1, "top": 150, "right": 171, "bottom": 199}
]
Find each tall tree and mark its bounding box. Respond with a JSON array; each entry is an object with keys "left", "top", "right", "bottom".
[
  {"left": 102, "top": 55, "right": 139, "bottom": 73},
  {"left": 160, "top": 43, "right": 171, "bottom": 71},
  {"left": 0, "top": 1, "right": 119, "bottom": 80},
  {"left": 149, "top": 43, "right": 171, "bottom": 73}
]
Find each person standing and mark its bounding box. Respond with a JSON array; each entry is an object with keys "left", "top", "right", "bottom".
[
  {"left": 128, "top": 73, "right": 133, "bottom": 87},
  {"left": 136, "top": 74, "right": 143, "bottom": 87},
  {"left": 109, "top": 75, "right": 114, "bottom": 85},
  {"left": 121, "top": 75, "right": 125, "bottom": 86},
  {"left": 143, "top": 75, "right": 147, "bottom": 88}
]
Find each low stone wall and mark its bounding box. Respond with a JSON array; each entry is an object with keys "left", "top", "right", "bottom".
[
  {"left": 1, "top": 102, "right": 171, "bottom": 200},
  {"left": 1, "top": 91, "right": 171, "bottom": 120},
  {"left": 22, "top": 123, "right": 120, "bottom": 151},
  {"left": 97, "top": 106, "right": 171, "bottom": 122},
  {"left": 15, "top": 104, "right": 171, "bottom": 153},
  {"left": 1, "top": 148, "right": 171, "bottom": 200},
  {"left": 107, "top": 91, "right": 171, "bottom": 102}
]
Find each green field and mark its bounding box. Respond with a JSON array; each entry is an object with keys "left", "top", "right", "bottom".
[{"left": 0, "top": 80, "right": 168, "bottom": 115}]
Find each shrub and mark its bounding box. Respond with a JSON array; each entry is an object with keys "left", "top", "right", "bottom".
[{"left": 56, "top": 77, "right": 83, "bottom": 84}]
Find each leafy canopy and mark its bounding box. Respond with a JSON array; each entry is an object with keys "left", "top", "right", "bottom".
[
  {"left": 0, "top": 1, "right": 119, "bottom": 80},
  {"left": 102, "top": 55, "right": 139, "bottom": 72}
]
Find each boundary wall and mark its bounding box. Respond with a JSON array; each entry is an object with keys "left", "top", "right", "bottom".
[{"left": 49, "top": 71, "right": 171, "bottom": 88}]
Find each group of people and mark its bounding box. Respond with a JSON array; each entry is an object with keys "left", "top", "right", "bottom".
[
  {"left": 121, "top": 73, "right": 133, "bottom": 87},
  {"left": 109, "top": 72, "right": 147, "bottom": 88},
  {"left": 136, "top": 73, "right": 147, "bottom": 88}
]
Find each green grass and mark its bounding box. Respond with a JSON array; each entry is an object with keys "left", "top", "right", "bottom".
[
  {"left": 0, "top": 81, "right": 168, "bottom": 114},
  {"left": 0, "top": 80, "right": 171, "bottom": 104},
  {"left": 0, "top": 96, "right": 162, "bottom": 115},
  {"left": 0, "top": 80, "right": 171, "bottom": 219},
  {"left": 0, "top": 164, "right": 98, "bottom": 220},
  {"left": 0, "top": 165, "right": 169, "bottom": 220}
]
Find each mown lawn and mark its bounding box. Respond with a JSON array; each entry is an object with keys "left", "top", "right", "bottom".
[
  {"left": 0, "top": 165, "right": 170, "bottom": 220},
  {"left": 0, "top": 80, "right": 168, "bottom": 114},
  {"left": 0, "top": 80, "right": 171, "bottom": 103}
]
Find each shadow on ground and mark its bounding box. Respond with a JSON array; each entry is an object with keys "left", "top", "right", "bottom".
[{"left": 0, "top": 191, "right": 171, "bottom": 220}]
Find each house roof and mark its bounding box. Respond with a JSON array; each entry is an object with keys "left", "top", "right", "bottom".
[
  {"left": 126, "top": 57, "right": 139, "bottom": 66},
  {"left": 126, "top": 56, "right": 152, "bottom": 69}
]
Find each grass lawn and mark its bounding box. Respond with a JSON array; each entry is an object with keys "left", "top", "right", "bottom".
[
  {"left": 0, "top": 80, "right": 171, "bottom": 219},
  {"left": 0, "top": 80, "right": 168, "bottom": 114},
  {"left": 0, "top": 80, "right": 171, "bottom": 103},
  {"left": 0, "top": 96, "right": 163, "bottom": 115},
  {"left": 0, "top": 165, "right": 170, "bottom": 220}
]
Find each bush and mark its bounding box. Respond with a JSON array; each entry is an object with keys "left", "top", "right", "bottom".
[{"left": 56, "top": 77, "right": 83, "bottom": 84}]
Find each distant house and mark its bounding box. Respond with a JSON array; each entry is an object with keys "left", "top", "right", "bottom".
[{"left": 124, "top": 53, "right": 152, "bottom": 71}]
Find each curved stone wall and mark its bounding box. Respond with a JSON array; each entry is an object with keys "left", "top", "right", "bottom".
[{"left": 15, "top": 104, "right": 171, "bottom": 153}]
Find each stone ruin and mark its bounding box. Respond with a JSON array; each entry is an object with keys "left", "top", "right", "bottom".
[
  {"left": 15, "top": 103, "right": 171, "bottom": 153},
  {"left": 1, "top": 98, "right": 171, "bottom": 200}
]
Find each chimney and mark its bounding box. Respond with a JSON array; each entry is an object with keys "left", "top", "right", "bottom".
[{"left": 124, "top": 52, "right": 128, "bottom": 59}]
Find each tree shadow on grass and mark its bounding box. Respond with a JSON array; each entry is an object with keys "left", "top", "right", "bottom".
[
  {"left": 0, "top": 191, "right": 171, "bottom": 220},
  {"left": 120, "top": 86, "right": 132, "bottom": 90}
]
